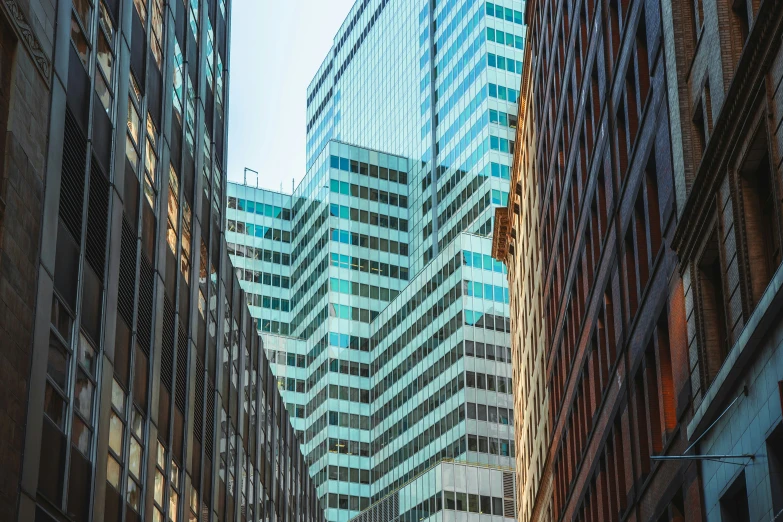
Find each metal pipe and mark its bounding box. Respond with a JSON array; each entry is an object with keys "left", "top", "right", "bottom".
[{"left": 650, "top": 454, "right": 754, "bottom": 460}]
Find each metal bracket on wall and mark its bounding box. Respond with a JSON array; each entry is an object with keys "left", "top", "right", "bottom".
[{"left": 651, "top": 386, "right": 753, "bottom": 465}]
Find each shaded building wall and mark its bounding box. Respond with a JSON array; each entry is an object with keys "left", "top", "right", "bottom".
[
  {"left": 0, "top": 0, "right": 54, "bottom": 519},
  {"left": 666, "top": 0, "right": 783, "bottom": 520},
  {"left": 0, "top": 0, "right": 326, "bottom": 522},
  {"left": 495, "top": 0, "right": 706, "bottom": 520}
]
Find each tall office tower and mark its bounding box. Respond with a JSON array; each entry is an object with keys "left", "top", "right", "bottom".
[
  {"left": 306, "top": 0, "right": 524, "bottom": 275},
  {"left": 0, "top": 0, "right": 325, "bottom": 522},
  {"left": 227, "top": 3, "right": 525, "bottom": 520}
]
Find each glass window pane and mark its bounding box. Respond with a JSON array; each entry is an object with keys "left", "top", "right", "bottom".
[
  {"left": 107, "top": 455, "right": 121, "bottom": 488},
  {"left": 129, "top": 438, "right": 142, "bottom": 478},
  {"left": 72, "top": 414, "right": 91, "bottom": 455},
  {"left": 112, "top": 379, "right": 125, "bottom": 414},
  {"left": 44, "top": 382, "right": 67, "bottom": 429},
  {"left": 154, "top": 471, "right": 165, "bottom": 505},
  {"left": 74, "top": 370, "right": 94, "bottom": 421},
  {"left": 109, "top": 412, "right": 123, "bottom": 455},
  {"left": 47, "top": 336, "right": 69, "bottom": 390}
]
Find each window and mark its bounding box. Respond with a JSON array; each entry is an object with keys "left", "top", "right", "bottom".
[
  {"left": 738, "top": 126, "right": 780, "bottom": 306},
  {"left": 144, "top": 119, "right": 158, "bottom": 209},
  {"left": 693, "top": 83, "right": 713, "bottom": 158},
  {"left": 767, "top": 423, "right": 783, "bottom": 517},
  {"left": 697, "top": 229, "right": 729, "bottom": 386},
  {"left": 720, "top": 471, "right": 750, "bottom": 522},
  {"left": 167, "top": 165, "right": 179, "bottom": 253}
]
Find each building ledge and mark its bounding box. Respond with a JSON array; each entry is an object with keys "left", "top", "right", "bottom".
[
  {"left": 491, "top": 207, "right": 510, "bottom": 260},
  {"left": 687, "top": 261, "right": 783, "bottom": 443}
]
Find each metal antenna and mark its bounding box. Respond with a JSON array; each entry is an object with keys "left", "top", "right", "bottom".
[{"left": 244, "top": 167, "right": 258, "bottom": 187}]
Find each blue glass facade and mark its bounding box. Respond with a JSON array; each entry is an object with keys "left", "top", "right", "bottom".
[{"left": 227, "top": 0, "right": 524, "bottom": 520}]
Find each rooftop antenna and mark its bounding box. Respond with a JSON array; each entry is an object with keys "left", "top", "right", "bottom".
[
  {"left": 292, "top": 178, "right": 295, "bottom": 194},
  {"left": 244, "top": 167, "right": 258, "bottom": 187}
]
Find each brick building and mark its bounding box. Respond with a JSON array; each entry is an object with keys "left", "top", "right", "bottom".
[
  {"left": 0, "top": 0, "right": 325, "bottom": 522},
  {"left": 668, "top": 0, "right": 783, "bottom": 520},
  {"left": 493, "top": 0, "right": 711, "bottom": 520}
]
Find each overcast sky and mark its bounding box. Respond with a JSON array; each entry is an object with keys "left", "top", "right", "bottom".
[{"left": 226, "top": 0, "right": 356, "bottom": 192}]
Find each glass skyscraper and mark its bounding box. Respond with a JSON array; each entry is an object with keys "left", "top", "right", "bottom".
[{"left": 227, "top": 1, "right": 524, "bottom": 521}]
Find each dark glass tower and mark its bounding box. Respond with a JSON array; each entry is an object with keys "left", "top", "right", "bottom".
[{"left": 0, "top": 0, "right": 324, "bottom": 522}]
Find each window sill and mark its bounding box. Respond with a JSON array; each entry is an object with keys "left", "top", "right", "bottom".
[{"left": 687, "top": 261, "right": 783, "bottom": 443}]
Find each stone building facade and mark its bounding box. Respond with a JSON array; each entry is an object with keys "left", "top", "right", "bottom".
[
  {"left": 493, "top": 0, "right": 711, "bottom": 520},
  {"left": 668, "top": 0, "right": 783, "bottom": 520},
  {"left": 0, "top": 1, "right": 326, "bottom": 522}
]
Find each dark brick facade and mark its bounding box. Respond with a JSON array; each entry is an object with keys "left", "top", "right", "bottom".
[
  {"left": 494, "top": 0, "right": 712, "bottom": 520},
  {"left": 497, "top": 0, "right": 783, "bottom": 519},
  {"left": 0, "top": 0, "right": 53, "bottom": 519}
]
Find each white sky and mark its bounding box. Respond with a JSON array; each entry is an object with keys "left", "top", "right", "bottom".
[{"left": 227, "top": 0, "right": 357, "bottom": 193}]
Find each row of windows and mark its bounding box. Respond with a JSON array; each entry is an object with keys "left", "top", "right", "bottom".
[
  {"left": 227, "top": 196, "right": 292, "bottom": 220},
  {"left": 306, "top": 384, "right": 371, "bottom": 418},
  {"left": 327, "top": 248, "right": 408, "bottom": 281},
  {"left": 258, "top": 318, "right": 291, "bottom": 336},
  {"left": 329, "top": 203, "right": 409, "bottom": 232},
  {"left": 323, "top": 465, "right": 370, "bottom": 485},
  {"left": 489, "top": 134, "right": 515, "bottom": 154},
  {"left": 329, "top": 332, "right": 371, "bottom": 352},
  {"left": 372, "top": 341, "right": 463, "bottom": 429},
  {"left": 464, "top": 280, "right": 510, "bottom": 303},
  {"left": 486, "top": 27, "right": 524, "bottom": 49},
  {"left": 371, "top": 254, "right": 461, "bottom": 370},
  {"left": 373, "top": 371, "right": 463, "bottom": 453},
  {"left": 227, "top": 243, "right": 292, "bottom": 266},
  {"left": 464, "top": 311, "right": 511, "bottom": 332},
  {"left": 488, "top": 82, "right": 520, "bottom": 103},
  {"left": 434, "top": 181, "right": 489, "bottom": 237},
  {"left": 466, "top": 402, "right": 514, "bottom": 425},
  {"left": 488, "top": 52, "right": 523, "bottom": 74},
  {"left": 486, "top": 161, "right": 511, "bottom": 180},
  {"left": 328, "top": 155, "right": 409, "bottom": 185},
  {"left": 463, "top": 249, "right": 506, "bottom": 272},
  {"left": 249, "top": 293, "right": 290, "bottom": 312},
  {"left": 325, "top": 494, "right": 371, "bottom": 512},
  {"left": 328, "top": 410, "right": 371, "bottom": 430},
  {"left": 236, "top": 268, "right": 291, "bottom": 289},
  {"left": 373, "top": 404, "right": 464, "bottom": 481},
  {"left": 266, "top": 350, "right": 306, "bottom": 368},
  {"left": 464, "top": 340, "right": 512, "bottom": 362},
  {"left": 227, "top": 220, "right": 292, "bottom": 243},
  {"left": 330, "top": 229, "right": 410, "bottom": 258},
  {"left": 329, "top": 277, "right": 400, "bottom": 302},
  {"left": 329, "top": 302, "right": 380, "bottom": 324},
  {"left": 489, "top": 108, "right": 518, "bottom": 129},
  {"left": 373, "top": 433, "right": 466, "bottom": 501},
  {"left": 305, "top": 436, "right": 371, "bottom": 469},
  {"left": 486, "top": 0, "right": 523, "bottom": 23},
  {"left": 399, "top": 490, "right": 509, "bottom": 522},
  {"left": 467, "top": 434, "right": 515, "bottom": 457},
  {"left": 329, "top": 179, "right": 409, "bottom": 208},
  {"left": 465, "top": 372, "right": 513, "bottom": 394},
  {"left": 276, "top": 377, "right": 306, "bottom": 394},
  {"left": 435, "top": 83, "right": 486, "bottom": 153}
]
